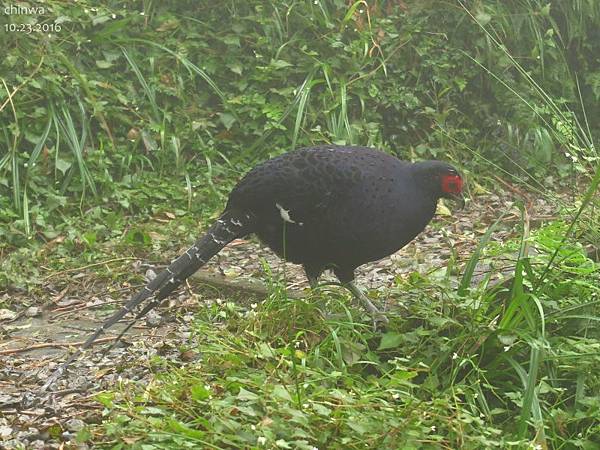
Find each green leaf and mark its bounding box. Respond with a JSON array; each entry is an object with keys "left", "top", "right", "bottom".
[
  {"left": 312, "top": 403, "right": 332, "bottom": 416},
  {"left": 223, "top": 35, "right": 240, "bottom": 46},
  {"left": 275, "top": 439, "right": 292, "bottom": 448},
  {"left": 92, "top": 14, "right": 111, "bottom": 25},
  {"left": 270, "top": 59, "right": 293, "bottom": 69},
  {"left": 96, "top": 60, "right": 113, "bottom": 69},
  {"left": 237, "top": 387, "right": 259, "bottom": 401},
  {"left": 82, "top": 231, "right": 97, "bottom": 246},
  {"left": 191, "top": 384, "right": 210, "bottom": 402},
  {"left": 55, "top": 158, "right": 72, "bottom": 175},
  {"left": 219, "top": 112, "right": 236, "bottom": 130},
  {"left": 347, "top": 419, "right": 368, "bottom": 435},
  {"left": 271, "top": 385, "right": 292, "bottom": 402},
  {"left": 227, "top": 63, "right": 243, "bottom": 75},
  {"left": 167, "top": 419, "right": 206, "bottom": 439},
  {"left": 378, "top": 332, "right": 404, "bottom": 350}
]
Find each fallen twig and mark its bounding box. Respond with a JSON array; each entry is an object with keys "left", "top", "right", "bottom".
[
  {"left": 43, "top": 257, "right": 139, "bottom": 280},
  {"left": 0, "top": 336, "right": 116, "bottom": 356}
]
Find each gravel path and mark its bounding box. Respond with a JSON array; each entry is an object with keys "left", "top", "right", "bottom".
[{"left": 0, "top": 192, "right": 561, "bottom": 449}]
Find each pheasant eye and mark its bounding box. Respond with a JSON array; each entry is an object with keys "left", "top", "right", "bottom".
[{"left": 441, "top": 174, "right": 463, "bottom": 194}]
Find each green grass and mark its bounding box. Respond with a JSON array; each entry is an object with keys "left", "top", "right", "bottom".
[{"left": 79, "top": 218, "right": 600, "bottom": 449}]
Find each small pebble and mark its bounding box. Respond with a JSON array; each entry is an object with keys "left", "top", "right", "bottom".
[
  {"left": 25, "top": 307, "right": 40, "bottom": 317},
  {"left": 145, "top": 310, "right": 162, "bottom": 327},
  {"left": 65, "top": 418, "right": 85, "bottom": 432},
  {"left": 62, "top": 431, "right": 75, "bottom": 440},
  {"left": 0, "top": 425, "right": 13, "bottom": 438},
  {"left": 145, "top": 268, "right": 157, "bottom": 281},
  {"left": 0, "top": 309, "right": 17, "bottom": 320}
]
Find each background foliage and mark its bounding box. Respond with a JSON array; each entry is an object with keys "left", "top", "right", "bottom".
[{"left": 1, "top": 0, "right": 599, "bottom": 250}]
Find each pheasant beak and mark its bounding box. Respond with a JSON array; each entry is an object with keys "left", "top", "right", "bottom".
[{"left": 451, "top": 192, "right": 465, "bottom": 210}]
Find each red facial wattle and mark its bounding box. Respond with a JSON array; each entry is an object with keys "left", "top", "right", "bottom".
[{"left": 441, "top": 174, "right": 463, "bottom": 195}]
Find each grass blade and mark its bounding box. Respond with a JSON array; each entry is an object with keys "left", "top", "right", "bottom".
[{"left": 458, "top": 213, "right": 506, "bottom": 296}]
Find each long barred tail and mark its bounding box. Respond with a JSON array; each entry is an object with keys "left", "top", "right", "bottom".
[{"left": 41, "top": 210, "right": 254, "bottom": 391}]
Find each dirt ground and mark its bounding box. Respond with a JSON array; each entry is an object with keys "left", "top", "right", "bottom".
[{"left": 0, "top": 191, "right": 561, "bottom": 449}]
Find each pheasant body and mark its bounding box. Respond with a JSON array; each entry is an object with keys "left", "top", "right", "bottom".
[
  {"left": 42, "top": 145, "right": 464, "bottom": 389},
  {"left": 229, "top": 146, "right": 446, "bottom": 281}
]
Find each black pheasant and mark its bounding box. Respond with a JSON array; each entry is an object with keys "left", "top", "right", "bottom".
[{"left": 43, "top": 145, "right": 463, "bottom": 389}]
